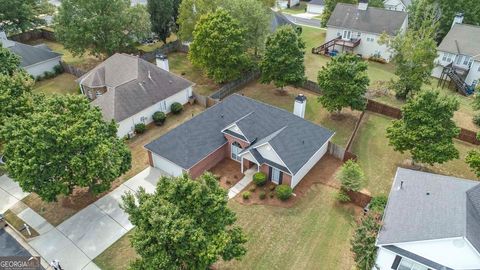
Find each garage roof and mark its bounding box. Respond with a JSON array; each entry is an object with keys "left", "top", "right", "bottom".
[{"left": 145, "top": 94, "right": 334, "bottom": 174}]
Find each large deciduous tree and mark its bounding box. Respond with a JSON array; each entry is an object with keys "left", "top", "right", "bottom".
[
  {"left": 382, "top": 22, "right": 438, "bottom": 99},
  {"left": 0, "top": 0, "right": 55, "bottom": 33},
  {"left": 0, "top": 71, "right": 34, "bottom": 128},
  {"left": 55, "top": 0, "right": 151, "bottom": 57},
  {"left": 147, "top": 0, "right": 175, "bottom": 43},
  {"left": 0, "top": 44, "right": 21, "bottom": 76},
  {"left": 466, "top": 136, "right": 480, "bottom": 178},
  {"left": 260, "top": 25, "right": 305, "bottom": 90},
  {"left": 1, "top": 95, "right": 131, "bottom": 202},
  {"left": 435, "top": 0, "right": 480, "bottom": 42},
  {"left": 317, "top": 53, "right": 369, "bottom": 113},
  {"left": 122, "top": 173, "right": 247, "bottom": 269},
  {"left": 386, "top": 90, "right": 460, "bottom": 165},
  {"left": 177, "top": 0, "right": 220, "bottom": 41},
  {"left": 189, "top": 8, "right": 250, "bottom": 83},
  {"left": 223, "top": 0, "right": 272, "bottom": 56}
]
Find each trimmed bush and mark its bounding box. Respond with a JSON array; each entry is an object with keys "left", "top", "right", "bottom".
[
  {"left": 53, "top": 64, "right": 64, "bottom": 74},
  {"left": 249, "top": 186, "right": 256, "bottom": 193},
  {"left": 152, "top": 111, "right": 166, "bottom": 126},
  {"left": 474, "top": 114, "right": 480, "bottom": 127},
  {"left": 253, "top": 172, "right": 267, "bottom": 186},
  {"left": 336, "top": 190, "right": 351, "bottom": 203},
  {"left": 275, "top": 184, "right": 293, "bottom": 201},
  {"left": 269, "top": 185, "right": 276, "bottom": 191},
  {"left": 269, "top": 192, "right": 274, "bottom": 198},
  {"left": 259, "top": 191, "right": 266, "bottom": 200},
  {"left": 338, "top": 160, "right": 365, "bottom": 192},
  {"left": 242, "top": 191, "right": 251, "bottom": 200},
  {"left": 171, "top": 102, "right": 183, "bottom": 114},
  {"left": 135, "top": 123, "right": 146, "bottom": 134},
  {"left": 369, "top": 195, "right": 388, "bottom": 213}
]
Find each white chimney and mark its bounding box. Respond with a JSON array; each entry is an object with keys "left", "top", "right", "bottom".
[
  {"left": 358, "top": 0, "right": 368, "bottom": 11},
  {"left": 155, "top": 53, "right": 169, "bottom": 72},
  {"left": 452, "top": 13, "right": 464, "bottom": 28},
  {"left": 293, "top": 94, "right": 307, "bottom": 118}
]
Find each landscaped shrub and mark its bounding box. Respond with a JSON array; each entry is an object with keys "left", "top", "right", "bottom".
[
  {"left": 171, "top": 102, "right": 183, "bottom": 114},
  {"left": 336, "top": 190, "right": 351, "bottom": 203},
  {"left": 152, "top": 111, "right": 166, "bottom": 126},
  {"left": 351, "top": 212, "right": 382, "bottom": 270},
  {"left": 369, "top": 195, "right": 388, "bottom": 213},
  {"left": 269, "top": 185, "right": 276, "bottom": 191},
  {"left": 135, "top": 123, "right": 146, "bottom": 134},
  {"left": 275, "top": 184, "right": 293, "bottom": 201},
  {"left": 53, "top": 64, "right": 64, "bottom": 75},
  {"left": 269, "top": 192, "right": 274, "bottom": 198},
  {"left": 43, "top": 71, "right": 55, "bottom": 79},
  {"left": 338, "top": 160, "right": 365, "bottom": 192},
  {"left": 249, "top": 186, "right": 256, "bottom": 193},
  {"left": 259, "top": 191, "right": 266, "bottom": 200},
  {"left": 242, "top": 191, "right": 251, "bottom": 200},
  {"left": 253, "top": 172, "right": 267, "bottom": 186},
  {"left": 474, "top": 114, "right": 480, "bottom": 127}
]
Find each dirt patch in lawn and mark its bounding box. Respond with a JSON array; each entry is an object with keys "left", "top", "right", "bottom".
[
  {"left": 235, "top": 155, "right": 344, "bottom": 207},
  {"left": 209, "top": 159, "right": 244, "bottom": 190},
  {"left": 22, "top": 104, "right": 205, "bottom": 226}
]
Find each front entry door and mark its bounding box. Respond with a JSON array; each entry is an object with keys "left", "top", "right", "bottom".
[
  {"left": 342, "top": 30, "right": 351, "bottom": 40},
  {"left": 270, "top": 167, "right": 283, "bottom": 185}
]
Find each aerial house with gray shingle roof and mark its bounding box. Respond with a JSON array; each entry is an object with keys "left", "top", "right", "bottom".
[
  {"left": 313, "top": 1, "right": 407, "bottom": 62},
  {"left": 77, "top": 53, "right": 194, "bottom": 138},
  {"left": 374, "top": 168, "right": 480, "bottom": 270},
  {"left": 145, "top": 94, "right": 334, "bottom": 188}
]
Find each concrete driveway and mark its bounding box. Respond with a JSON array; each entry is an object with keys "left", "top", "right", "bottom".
[
  {"left": 0, "top": 174, "right": 29, "bottom": 214},
  {"left": 29, "top": 167, "right": 163, "bottom": 270}
]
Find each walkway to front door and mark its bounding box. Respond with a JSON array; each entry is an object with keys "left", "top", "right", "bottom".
[{"left": 228, "top": 168, "right": 256, "bottom": 199}]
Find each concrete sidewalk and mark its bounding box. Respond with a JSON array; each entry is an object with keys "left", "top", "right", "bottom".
[
  {"left": 228, "top": 168, "right": 255, "bottom": 199},
  {"left": 29, "top": 167, "right": 163, "bottom": 270},
  {"left": 0, "top": 174, "right": 29, "bottom": 214}
]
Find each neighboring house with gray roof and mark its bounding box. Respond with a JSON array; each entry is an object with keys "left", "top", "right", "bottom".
[
  {"left": 145, "top": 94, "right": 334, "bottom": 188},
  {"left": 321, "top": 1, "right": 407, "bottom": 62},
  {"left": 432, "top": 14, "right": 480, "bottom": 94},
  {"left": 77, "top": 53, "right": 194, "bottom": 138},
  {"left": 306, "top": 0, "right": 325, "bottom": 14},
  {"left": 374, "top": 168, "right": 480, "bottom": 270},
  {"left": 0, "top": 30, "right": 61, "bottom": 77},
  {"left": 383, "top": 0, "right": 411, "bottom": 12}
]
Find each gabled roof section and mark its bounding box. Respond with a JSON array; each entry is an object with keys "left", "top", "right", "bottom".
[
  {"left": 377, "top": 168, "right": 480, "bottom": 254},
  {"left": 327, "top": 3, "right": 407, "bottom": 35},
  {"left": 146, "top": 94, "right": 334, "bottom": 173},
  {"left": 82, "top": 53, "right": 194, "bottom": 122},
  {"left": 309, "top": 0, "right": 325, "bottom": 5},
  {"left": 438, "top": 24, "right": 480, "bottom": 61},
  {"left": 6, "top": 41, "right": 61, "bottom": 67}
]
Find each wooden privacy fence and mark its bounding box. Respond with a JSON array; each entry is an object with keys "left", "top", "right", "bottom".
[
  {"left": 210, "top": 71, "right": 261, "bottom": 100},
  {"left": 8, "top": 28, "right": 55, "bottom": 43},
  {"left": 346, "top": 190, "right": 372, "bottom": 208},
  {"left": 328, "top": 142, "right": 357, "bottom": 162},
  {"left": 365, "top": 99, "right": 402, "bottom": 119},
  {"left": 139, "top": 40, "right": 189, "bottom": 62},
  {"left": 60, "top": 61, "right": 87, "bottom": 77}
]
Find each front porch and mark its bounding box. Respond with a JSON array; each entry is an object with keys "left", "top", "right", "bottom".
[{"left": 241, "top": 156, "right": 293, "bottom": 187}]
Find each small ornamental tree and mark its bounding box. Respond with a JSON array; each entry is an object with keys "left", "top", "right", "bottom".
[
  {"left": 351, "top": 211, "right": 383, "bottom": 270},
  {"left": 1, "top": 95, "right": 132, "bottom": 202},
  {"left": 337, "top": 160, "right": 365, "bottom": 192},
  {"left": 317, "top": 53, "right": 369, "bottom": 114},
  {"left": 189, "top": 8, "right": 250, "bottom": 83},
  {"left": 466, "top": 133, "right": 480, "bottom": 178},
  {"left": 387, "top": 90, "right": 460, "bottom": 165},
  {"left": 147, "top": 0, "right": 175, "bottom": 43},
  {"left": 260, "top": 25, "right": 306, "bottom": 91},
  {"left": 121, "top": 172, "right": 247, "bottom": 269}
]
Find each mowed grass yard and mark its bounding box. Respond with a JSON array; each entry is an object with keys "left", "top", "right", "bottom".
[
  {"left": 33, "top": 73, "right": 79, "bottom": 95},
  {"left": 168, "top": 52, "right": 220, "bottom": 96},
  {"left": 94, "top": 184, "right": 359, "bottom": 270},
  {"left": 351, "top": 113, "right": 479, "bottom": 196},
  {"left": 239, "top": 81, "right": 361, "bottom": 147}
]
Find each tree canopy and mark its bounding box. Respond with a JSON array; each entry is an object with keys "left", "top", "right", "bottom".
[
  {"left": 1, "top": 95, "right": 131, "bottom": 202},
  {"left": 386, "top": 90, "right": 460, "bottom": 165},
  {"left": 351, "top": 209, "right": 383, "bottom": 270},
  {"left": 0, "top": 71, "right": 34, "bottom": 128},
  {"left": 317, "top": 53, "right": 369, "bottom": 113},
  {"left": 260, "top": 25, "right": 305, "bottom": 90},
  {"left": 0, "top": 0, "right": 55, "bottom": 33},
  {"left": 55, "top": 0, "right": 151, "bottom": 57},
  {"left": 147, "top": 0, "right": 175, "bottom": 43},
  {"left": 177, "top": 0, "right": 220, "bottom": 41},
  {"left": 189, "top": 8, "right": 250, "bottom": 83},
  {"left": 338, "top": 160, "right": 365, "bottom": 192},
  {"left": 0, "top": 44, "right": 21, "bottom": 76},
  {"left": 122, "top": 172, "right": 247, "bottom": 269},
  {"left": 466, "top": 139, "right": 480, "bottom": 178},
  {"left": 382, "top": 21, "right": 438, "bottom": 99},
  {"left": 435, "top": 0, "right": 480, "bottom": 42}
]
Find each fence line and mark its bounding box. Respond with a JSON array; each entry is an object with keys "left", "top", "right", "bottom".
[
  {"left": 139, "top": 40, "right": 189, "bottom": 62},
  {"left": 8, "top": 28, "right": 55, "bottom": 43},
  {"left": 210, "top": 71, "right": 261, "bottom": 100},
  {"left": 345, "top": 111, "right": 366, "bottom": 152}
]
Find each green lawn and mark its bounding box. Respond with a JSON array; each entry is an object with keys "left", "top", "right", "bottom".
[
  {"left": 351, "top": 112, "right": 479, "bottom": 196},
  {"left": 26, "top": 39, "right": 102, "bottom": 71},
  {"left": 240, "top": 81, "right": 361, "bottom": 147},
  {"left": 168, "top": 52, "right": 219, "bottom": 96},
  {"left": 94, "top": 184, "right": 359, "bottom": 270},
  {"left": 33, "top": 73, "right": 79, "bottom": 95},
  {"left": 281, "top": 1, "right": 307, "bottom": 14},
  {"left": 136, "top": 34, "right": 178, "bottom": 53}
]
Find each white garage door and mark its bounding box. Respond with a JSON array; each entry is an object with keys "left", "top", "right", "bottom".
[
  {"left": 152, "top": 153, "right": 184, "bottom": 176},
  {"left": 307, "top": 4, "right": 324, "bottom": 14}
]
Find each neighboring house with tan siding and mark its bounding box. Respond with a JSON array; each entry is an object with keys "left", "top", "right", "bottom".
[{"left": 145, "top": 94, "right": 334, "bottom": 189}]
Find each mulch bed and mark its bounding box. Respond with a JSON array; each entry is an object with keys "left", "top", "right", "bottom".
[
  {"left": 235, "top": 155, "right": 344, "bottom": 208},
  {"left": 209, "top": 159, "right": 245, "bottom": 190}
]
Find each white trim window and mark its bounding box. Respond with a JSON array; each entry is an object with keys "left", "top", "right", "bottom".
[
  {"left": 271, "top": 167, "right": 281, "bottom": 184},
  {"left": 442, "top": 52, "right": 453, "bottom": 63},
  {"left": 231, "top": 142, "right": 242, "bottom": 162},
  {"left": 397, "top": 258, "right": 428, "bottom": 270}
]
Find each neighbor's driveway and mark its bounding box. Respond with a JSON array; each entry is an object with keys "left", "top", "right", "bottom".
[
  {"left": 29, "top": 167, "right": 163, "bottom": 270},
  {"left": 0, "top": 174, "right": 29, "bottom": 214}
]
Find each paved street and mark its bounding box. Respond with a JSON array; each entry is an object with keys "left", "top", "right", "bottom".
[{"left": 283, "top": 13, "right": 323, "bottom": 29}]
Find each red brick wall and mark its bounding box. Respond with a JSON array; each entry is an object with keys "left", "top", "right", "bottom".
[
  {"left": 224, "top": 134, "right": 250, "bottom": 160},
  {"left": 188, "top": 143, "right": 228, "bottom": 179},
  {"left": 243, "top": 159, "right": 255, "bottom": 170},
  {"left": 147, "top": 151, "right": 153, "bottom": 167},
  {"left": 259, "top": 164, "right": 292, "bottom": 186},
  {"left": 283, "top": 173, "right": 292, "bottom": 186}
]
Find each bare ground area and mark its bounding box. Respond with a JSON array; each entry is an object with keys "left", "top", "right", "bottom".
[{"left": 209, "top": 159, "right": 244, "bottom": 190}]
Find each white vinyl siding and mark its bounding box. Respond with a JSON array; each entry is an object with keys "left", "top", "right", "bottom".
[{"left": 290, "top": 138, "right": 330, "bottom": 188}]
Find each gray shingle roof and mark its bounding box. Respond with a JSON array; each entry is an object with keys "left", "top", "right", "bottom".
[
  {"left": 271, "top": 12, "right": 294, "bottom": 32},
  {"left": 377, "top": 168, "right": 480, "bottom": 253},
  {"left": 327, "top": 3, "right": 407, "bottom": 35},
  {"left": 5, "top": 41, "right": 61, "bottom": 68},
  {"left": 145, "top": 94, "right": 334, "bottom": 174},
  {"left": 79, "top": 53, "right": 194, "bottom": 122},
  {"left": 438, "top": 24, "right": 480, "bottom": 61},
  {"left": 309, "top": 0, "right": 325, "bottom": 5}
]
